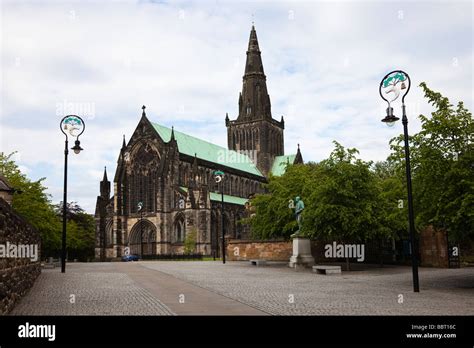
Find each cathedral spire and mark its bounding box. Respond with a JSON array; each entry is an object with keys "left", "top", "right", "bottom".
[
  {"left": 102, "top": 166, "right": 108, "bottom": 182},
  {"left": 122, "top": 135, "right": 126, "bottom": 150},
  {"left": 142, "top": 105, "right": 146, "bottom": 117},
  {"left": 295, "top": 143, "right": 303, "bottom": 164},
  {"left": 227, "top": 26, "right": 284, "bottom": 176},
  {"left": 238, "top": 25, "right": 271, "bottom": 120},
  {"left": 244, "top": 25, "right": 264, "bottom": 76},
  {"left": 100, "top": 166, "right": 110, "bottom": 199},
  {"left": 170, "top": 126, "right": 175, "bottom": 141}
]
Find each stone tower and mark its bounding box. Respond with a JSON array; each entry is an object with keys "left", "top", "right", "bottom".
[
  {"left": 100, "top": 167, "right": 110, "bottom": 200},
  {"left": 226, "top": 25, "right": 284, "bottom": 176}
]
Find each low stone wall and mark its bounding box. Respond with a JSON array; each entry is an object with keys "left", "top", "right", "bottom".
[
  {"left": 226, "top": 239, "right": 292, "bottom": 261},
  {"left": 0, "top": 198, "right": 41, "bottom": 315}
]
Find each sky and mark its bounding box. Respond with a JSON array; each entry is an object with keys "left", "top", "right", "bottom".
[{"left": 1, "top": 0, "right": 472, "bottom": 213}]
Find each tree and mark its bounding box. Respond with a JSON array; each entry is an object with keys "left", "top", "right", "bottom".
[
  {"left": 54, "top": 201, "right": 95, "bottom": 261},
  {"left": 372, "top": 160, "right": 407, "bottom": 264},
  {"left": 0, "top": 152, "right": 61, "bottom": 257},
  {"left": 303, "top": 142, "right": 384, "bottom": 269},
  {"left": 248, "top": 163, "right": 313, "bottom": 239},
  {"left": 249, "top": 142, "right": 389, "bottom": 270},
  {"left": 388, "top": 83, "right": 474, "bottom": 243},
  {"left": 184, "top": 227, "right": 197, "bottom": 254}
]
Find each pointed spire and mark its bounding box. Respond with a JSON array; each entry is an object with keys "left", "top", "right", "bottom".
[
  {"left": 100, "top": 166, "right": 111, "bottom": 199},
  {"left": 245, "top": 25, "right": 263, "bottom": 75},
  {"left": 238, "top": 25, "right": 271, "bottom": 121},
  {"left": 122, "top": 135, "right": 126, "bottom": 149},
  {"left": 247, "top": 24, "right": 260, "bottom": 54},
  {"left": 170, "top": 126, "right": 175, "bottom": 141},
  {"left": 142, "top": 105, "right": 146, "bottom": 117},
  {"left": 225, "top": 112, "right": 230, "bottom": 126},
  {"left": 102, "top": 166, "right": 108, "bottom": 182},
  {"left": 295, "top": 143, "right": 303, "bottom": 164}
]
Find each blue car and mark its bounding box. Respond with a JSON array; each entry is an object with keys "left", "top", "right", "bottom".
[{"left": 121, "top": 254, "right": 139, "bottom": 262}]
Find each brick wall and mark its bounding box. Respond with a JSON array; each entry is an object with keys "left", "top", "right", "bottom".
[
  {"left": 0, "top": 198, "right": 41, "bottom": 315},
  {"left": 226, "top": 239, "right": 293, "bottom": 261}
]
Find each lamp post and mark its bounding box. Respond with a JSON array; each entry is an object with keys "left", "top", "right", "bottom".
[
  {"left": 59, "top": 115, "right": 85, "bottom": 273},
  {"left": 379, "top": 70, "right": 419, "bottom": 292},
  {"left": 138, "top": 201, "right": 143, "bottom": 258},
  {"left": 213, "top": 170, "right": 225, "bottom": 264}
]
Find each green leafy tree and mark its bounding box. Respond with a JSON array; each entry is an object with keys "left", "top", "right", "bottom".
[
  {"left": 303, "top": 142, "right": 381, "bottom": 245},
  {"left": 0, "top": 152, "right": 61, "bottom": 257},
  {"left": 388, "top": 83, "right": 474, "bottom": 242},
  {"left": 248, "top": 163, "right": 314, "bottom": 239},
  {"left": 372, "top": 160, "right": 407, "bottom": 238},
  {"left": 184, "top": 227, "right": 197, "bottom": 254},
  {"left": 54, "top": 201, "right": 96, "bottom": 261}
]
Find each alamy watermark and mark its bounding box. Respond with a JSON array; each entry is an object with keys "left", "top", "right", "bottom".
[
  {"left": 217, "top": 149, "right": 257, "bottom": 165},
  {"left": 18, "top": 322, "right": 55, "bottom": 341},
  {"left": 0, "top": 242, "right": 38, "bottom": 261},
  {"left": 56, "top": 99, "right": 96, "bottom": 119},
  {"left": 324, "top": 242, "right": 365, "bottom": 262}
]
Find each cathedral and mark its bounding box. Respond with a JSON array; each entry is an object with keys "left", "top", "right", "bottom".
[{"left": 95, "top": 26, "right": 303, "bottom": 259}]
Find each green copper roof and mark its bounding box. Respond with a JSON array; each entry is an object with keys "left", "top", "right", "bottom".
[
  {"left": 151, "top": 122, "right": 264, "bottom": 177},
  {"left": 270, "top": 154, "right": 296, "bottom": 176},
  {"left": 209, "top": 192, "right": 248, "bottom": 206},
  {"left": 180, "top": 187, "right": 248, "bottom": 206}
]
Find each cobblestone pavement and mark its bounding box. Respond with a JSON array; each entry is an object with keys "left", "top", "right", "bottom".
[
  {"left": 11, "top": 263, "right": 174, "bottom": 315},
  {"left": 140, "top": 261, "right": 474, "bottom": 315},
  {"left": 10, "top": 261, "right": 474, "bottom": 315}
]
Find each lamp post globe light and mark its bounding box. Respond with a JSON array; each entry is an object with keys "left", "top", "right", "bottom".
[
  {"left": 137, "top": 201, "right": 144, "bottom": 258},
  {"left": 379, "top": 70, "right": 420, "bottom": 292},
  {"left": 59, "top": 115, "right": 85, "bottom": 273},
  {"left": 213, "top": 170, "right": 226, "bottom": 264}
]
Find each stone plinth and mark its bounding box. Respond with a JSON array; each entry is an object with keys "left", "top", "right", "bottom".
[{"left": 289, "top": 237, "right": 315, "bottom": 268}]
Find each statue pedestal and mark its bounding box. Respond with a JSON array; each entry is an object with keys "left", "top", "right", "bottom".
[{"left": 289, "top": 237, "right": 315, "bottom": 269}]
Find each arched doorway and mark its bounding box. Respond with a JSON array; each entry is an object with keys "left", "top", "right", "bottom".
[{"left": 128, "top": 220, "right": 157, "bottom": 256}]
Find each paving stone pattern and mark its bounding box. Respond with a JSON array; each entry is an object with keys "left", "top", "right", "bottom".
[
  {"left": 141, "top": 261, "right": 474, "bottom": 315},
  {"left": 9, "top": 261, "right": 474, "bottom": 316},
  {"left": 11, "top": 263, "right": 174, "bottom": 315}
]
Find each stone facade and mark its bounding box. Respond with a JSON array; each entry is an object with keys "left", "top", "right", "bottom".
[
  {"left": 95, "top": 26, "right": 303, "bottom": 259},
  {"left": 0, "top": 198, "right": 41, "bottom": 315},
  {"left": 226, "top": 239, "right": 293, "bottom": 261}
]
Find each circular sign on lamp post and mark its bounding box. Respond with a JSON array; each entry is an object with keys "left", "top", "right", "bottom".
[{"left": 379, "top": 70, "right": 411, "bottom": 125}]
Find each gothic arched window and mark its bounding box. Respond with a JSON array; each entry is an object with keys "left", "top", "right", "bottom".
[
  {"left": 128, "top": 142, "right": 158, "bottom": 214},
  {"left": 174, "top": 216, "right": 185, "bottom": 243}
]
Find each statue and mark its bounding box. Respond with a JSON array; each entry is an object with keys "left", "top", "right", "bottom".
[{"left": 289, "top": 196, "right": 305, "bottom": 238}]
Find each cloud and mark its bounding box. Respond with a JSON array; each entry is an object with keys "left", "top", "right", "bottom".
[{"left": 1, "top": 0, "right": 472, "bottom": 212}]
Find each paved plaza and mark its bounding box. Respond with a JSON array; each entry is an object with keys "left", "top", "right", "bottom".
[{"left": 10, "top": 261, "right": 474, "bottom": 316}]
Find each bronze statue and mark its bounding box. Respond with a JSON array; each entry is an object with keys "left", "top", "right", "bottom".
[{"left": 290, "top": 196, "right": 304, "bottom": 238}]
